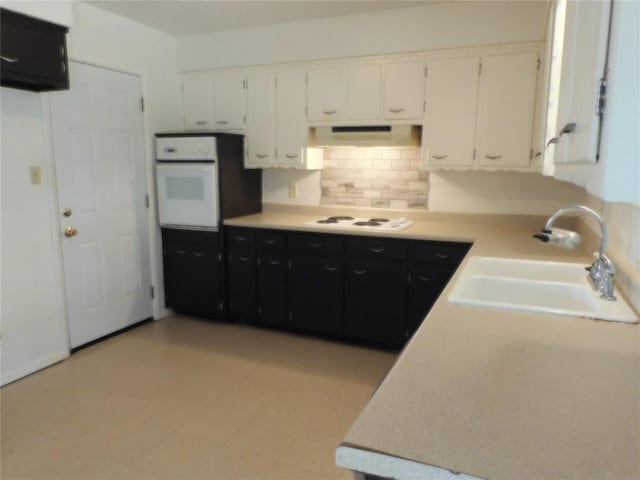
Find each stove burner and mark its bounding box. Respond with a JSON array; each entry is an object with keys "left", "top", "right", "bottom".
[
  {"left": 317, "top": 219, "right": 337, "bottom": 224},
  {"left": 354, "top": 221, "right": 382, "bottom": 227},
  {"left": 327, "top": 216, "right": 355, "bottom": 221},
  {"left": 370, "top": 218, "right": 389, "bottom": 223}
]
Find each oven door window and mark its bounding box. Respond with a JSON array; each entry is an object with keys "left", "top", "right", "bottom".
[{"left": 156, "top": 164, "right": 218, "bottom": 229}]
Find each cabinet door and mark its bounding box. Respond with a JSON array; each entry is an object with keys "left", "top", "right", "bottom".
[
  {"left": 257, "top": 252, "right": 287, "bottom": 327},
  {"left": 246, "top": 71, "right": 276, "bottom": 167},
  {"left": 408, "top": 263, "right": 455, "bottom": 337},
  {"left": 424, "top": 57, "right": 479, "bottom": 168},
  {"left": 383, "top": 61, "right": 425, "bottom": 120},
  {"left": 228, "top": 251, "right": 257, "bottom": 322},
  {"left": 165, "top": 242, "right": 223, "bottom": 317},
  {"left": 183, "top": 75, "right": 214, "bottom": 131},
  {"left": 288, "top": 255, "right": 343, "bottom": 336},
  {"left": 554, "top": 0, "right": 611, "bottom": 164},
  {"left": 213, "top": 73, "right": 246, "bottom": 130},
  {"left": 307, "top": 65, "right": 345, "bottom": 121},
  {"left": 344, "top": 260, "right": 407, "bottom": 349},
  {"left": 275, "top": 69, "right": 307, "bottom": 167},
  {"left": 476, "top": 52, "right": 539, "bottom": 168},
  {"left": 346, "top": 62, "right": 382, "bottom": 121}
]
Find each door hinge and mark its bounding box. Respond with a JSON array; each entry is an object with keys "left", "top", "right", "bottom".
[
  {"left": 275, "top": 76, "right": 278, "bottom": 88},
  {"left": 242, "top": 79, "right": 246, "bottom": 89},
  {"left": 596, "top": 78, "right": 607, "bottom": 117},
  {"left": 478, "top": 63, "right": 482, "bottom": 75},
  {"left": 537, "top": 58, "right": 541, "bottom": 71},
  {"left": 424, "top": 66, "right": 428, "bottom": 78},
  {"left": 305, "top": 74, "right": 308, "bottom": 85},
  {"left": 305, "top": 105, "right": 308, "bottom": 116},
  {"left": 150, "top": 286, "right": 155, "bottom": 299},
  {"left": 423, "top": 101, "right": 426, "bottom": 113},
  {"left": 473, "top": 149, "right": 477, "bottom": 160},
  {"left": 145, "top": 194, "right": 150, "bottom": 208},
  {"left": 275, "top": 148, "right": 278, "bottom": 159},
  {"left": 140, "top": 97, "right": 145, "bottom": 112}
]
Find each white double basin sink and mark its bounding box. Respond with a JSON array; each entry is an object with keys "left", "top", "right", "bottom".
[{"left": 449, "top": 256, "right": 638, "bottom": 323}]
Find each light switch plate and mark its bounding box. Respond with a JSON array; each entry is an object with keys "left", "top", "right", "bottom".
[
  {"left": 288, "top": 182, "right": 298, "bottom": 198},
  {"left": 30, "top": 166, "right": 43, "bottom": 185}
]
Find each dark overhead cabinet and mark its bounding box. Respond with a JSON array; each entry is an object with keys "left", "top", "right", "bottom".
[{"left": 1, "top": 8, "right": 69, "bottom": 92}]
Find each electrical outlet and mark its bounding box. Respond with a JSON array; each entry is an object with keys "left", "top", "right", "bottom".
[
  {"left": 30, "top": 166, "right": 42, "bottom": 185},
  {"left": 288, "top": 182, "right": 298, "bottom": 198}
]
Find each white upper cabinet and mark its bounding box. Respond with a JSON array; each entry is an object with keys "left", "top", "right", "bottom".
[
  {"left": 346, "top": 61, "right": 382, "bottom": 121},
  {"left": 476, "top": 52, "right": 539, "bottom": 168},
  {"left": 183, "top": 75, "right": 213, "bottom": 131},
  {"left": 423, "top": 57, "right": 479, "bottom": 168},
  {"left": 212, "top": 73, "right": 246, "bottom": 131},
  {"left": 275, "top": 70, "right": 307, "bottom": 167},
  {"left": 245, "top": 71, "right": 275, "bottom": 167},
  {"left": 307, "top": 65, "right": 346, "bottom": 122},
  {"left": 383, "top": 60, "right": 425, "bottom": 120}
]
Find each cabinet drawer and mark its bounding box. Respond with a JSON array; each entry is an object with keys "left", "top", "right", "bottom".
[
  {"left": 257, "top": 231, "right": 285, "bottom": 250},
  {"left": 348, "top": 238, "right": 408, "bottom": 260},
  {"left": 227, "top": 228, "right": 255, "bottom": 248},
  {"left": 162, "top": 228, "right": 219, "bottom": 247},
  {"left": 289, "top": 233, "right": 344, "bottom": 254},
  {"left": 412, "top": 242, "right": 470, "bottom": 265}
]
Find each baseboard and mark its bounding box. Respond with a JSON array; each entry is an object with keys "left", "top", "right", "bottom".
[{"left": 0, "top": 350, "right": 69, "bottom": 387}]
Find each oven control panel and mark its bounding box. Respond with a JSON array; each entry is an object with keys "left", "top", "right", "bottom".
[{"left": 156, "top": 136, "right": 217, "bottom": 161}]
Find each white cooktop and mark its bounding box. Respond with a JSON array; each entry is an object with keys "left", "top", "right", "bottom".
[{"left": 305, "top": 216, "right": 414, "bottom": 231}]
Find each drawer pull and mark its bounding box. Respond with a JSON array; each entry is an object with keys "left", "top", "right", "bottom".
[
  {"left": 193, "top": 251, "right": 205, "bottom": 257},
  {"left": 195, "top": 121, "right": 208, "bottom": 125},
  {"left": 322, "top": 110, "right": 337, "bottom": 115},
  {"left": 388, "top": 107, "right": 405, "bottom": 113},
  {"left": 286, "top": 154, "right": 298, "bottom": 159},
  {"left": 235, "top": 236, "right": 247, "bottom": 241},
  {"left": 369, "top": 247, "right": 385, "bottom": 253},
  {"left": 417, "top": 275, "right": 433, "bottom": 282},
  {"left": 308, "top": 241, "right": 322, "bottom": 248},
  {"left": 269, "top": 259, "right": 281, "bottom": 265},
  {"left": 176, "top": 249, "right": 186, "bottom": 255},
  {"left": 435, "top": 252, "right": 450, "bottom": 259},
  {"left": 264, "top": 239, "right": 277, "bottom": 245},
  {"left": 216, "top": 121, "right": 229, "bottom": 124},
  {"left": 239, "top": 255, "right": 250, "bottom": 261},
  {"left": 325, "top": 265, "right": 339, "bottom": 272},
  {"left": 256, "top": 154, "right": 269, "bottom": 159},
  {"left": 432, "top": 154, "right": 448, "bottom": 160},
  {"left": 1, "top": 55, "right": 19, "bottom": 63},
  {"left": 484, "top": 154, "right": 503, "bottom": 160},
  {"left": 353, "top": 268, "right": 367, "bottom": 275}
]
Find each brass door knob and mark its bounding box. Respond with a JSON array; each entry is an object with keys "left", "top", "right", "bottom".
[
  {"left": 62, "top": 208, "right": 72, "bottom": 217},
  {"left": 64, "top": 227, "right": 78, "bottom": 237}
]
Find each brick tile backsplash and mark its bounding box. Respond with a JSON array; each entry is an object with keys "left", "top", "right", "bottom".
[{"left": 320, "top": 147, "right": 428, "bottom": 210}]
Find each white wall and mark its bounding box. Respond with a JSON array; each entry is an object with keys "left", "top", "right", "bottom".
[
  {"left": 0, "top": 2, "right": 181, "bottom": 384},
  {"left": 2, "top": 0, "right": 74, "bottom": 27},
  {"left": 177, "top": 1, "right": 548, "bottom": 71},
  {"left": 262, "top": 170, "right": 322, "bottom": 206},
  {"left": 428, "top": 171, "right": 585, "bottom": 215},
  {"left": 1, "top": 89, "right": 69, "bottom": 385}
]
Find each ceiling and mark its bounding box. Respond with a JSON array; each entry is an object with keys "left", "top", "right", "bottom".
[{"left": 87, "top": 1, "right": 431, "bottom": 37}]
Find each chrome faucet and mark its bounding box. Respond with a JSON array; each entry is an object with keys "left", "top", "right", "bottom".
[{"left": 533, "top": 205, "right": 616, "bottom": 301}]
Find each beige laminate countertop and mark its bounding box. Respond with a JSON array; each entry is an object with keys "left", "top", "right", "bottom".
[{"left": 225, "top": 206, "right": 640, "bottom": 480}]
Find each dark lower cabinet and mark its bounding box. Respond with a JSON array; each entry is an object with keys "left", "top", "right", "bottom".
[
  {"left": 288, "top": 255, "right": 344, "bottom": 337},
  {"left": 162, "top": 229, "right": 224, "bottom": 318},
  {"left": 227, "top": 251, "right": 257, "bottom": 322},
  {"left": 408, "top": 263, "right": 457, "bottom": 336},
  {"left": 257, "top": 252, "right": 288, "bottom": 327},
  {"left": 345, "top": 260, "right": 408, "bottom": 349}
]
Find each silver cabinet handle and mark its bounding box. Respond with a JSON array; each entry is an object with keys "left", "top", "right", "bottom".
[
  {"left": 432, "top": 154, "right": 448, "bottom": 160},
  {"left": 325, "top": 265, "right": 339, "bottom": 272},
  {"left": 256, "top": 154, "right": 268, "bottom": 159},
  {"left": 195, "top": 121, "right": 208, "bottom": 125},
  {"left": 322, "top": 110, "right": 336, "bottom": 115},
  {"left": 353, "top": 268, "right": 367, "bottom": 275},
  {"left": 1, "top": 55, "right": 19, "bottom": 63},
  {"left": 417, "top": 275, "right": 433, "bottom": 282},
  {"left": 235, "top": 236, "right": 247, "bottom": 241},
  {"left": 239, "top": 255, "right": 250, "bottom": 261},
  {"left": 286, "top": 154, "right": 298, "bottom": 159},
  {"left": 369, "top": 247, "right": 385, "bottom": 253},
  {"left": 216, "top": 121, "right": 228, "bottom": 124},
  {"left": 388, "top": 107, "right": 405, "bottom": 113},
  {"left": 193, "top": 251, "right": 205, "bottom": 257},
  {"left": 176, "top": 250, "right": 186, "bottom": 255},
  {"left": 484, "top": 154, "right": 503, "bottom": 160},
  {"left": 269, "top": 259, "right": 281, "bottom": 265},
  {"left": 435, "top": 252, "right": 449, "bottom": 259},
  {"left": 60, "top": 45, "right": 65, "bottom": 58},
  {"left": 308, "top": 241, "right": 322, "bottom": 248},
  {"left": 264, "top": 239, "right": 277, "bottom": 245}
]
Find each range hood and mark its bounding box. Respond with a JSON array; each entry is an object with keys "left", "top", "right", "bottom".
[{"left": 310, "top": 125, "right": 421, "bottom": 147}]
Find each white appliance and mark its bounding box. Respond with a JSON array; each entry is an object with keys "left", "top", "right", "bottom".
[
  {"left": 156, "top": 136, "right": 219, "bottom": 229},
  {"left": 306, "top": 216, "right": 414, "bottom": 231}
]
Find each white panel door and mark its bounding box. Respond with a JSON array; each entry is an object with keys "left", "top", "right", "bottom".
[
  {"left": 275, "top": 69, "right": 306, "bottom": 167},
  {"left": 50, "top": 62, "right": 152, "bottom": 348},
  {"left": 476, "top": 52, "right": 539, "bottom": 168},
  {"left": 384, "top": 60, "right": 425, "bottom": 120},
  {"left": 346, "top": 61, "right": 382, "bottom": 121},
  {"left": 307, "top": 65, "right": 346, "bottom": 122},
  {"left": 424, "top": 57, "right": 480, "bottom": 168},
  {"left": 213, "top": 73, "right": 245, "bottom": 130},
  {"left": 246, "top": 71, "right": 276, "bottom": 167},
  {"left": 183, "top": 75, "right": 214, "bottom": 130}
]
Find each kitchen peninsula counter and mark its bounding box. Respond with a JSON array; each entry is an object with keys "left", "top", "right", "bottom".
[{"left": 225, "top": 204, "right": 640, "bottom": 480}]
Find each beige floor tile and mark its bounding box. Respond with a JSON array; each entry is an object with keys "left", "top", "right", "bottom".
[
  {"left": 193, "top": 446, "right": 275, "bottom": 480},
  {"left": 280, "top": 430, "right": 344, "bottom": 479},
  {"left": 226, "top": 418, "right": 304, "bottom": 461},
  {"left": 263, "top": 461, "right": 333, "bottom": 480}
]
